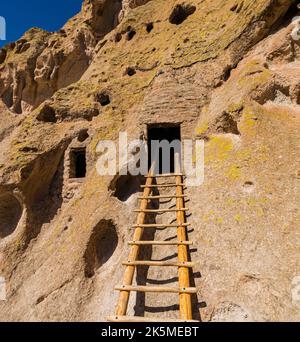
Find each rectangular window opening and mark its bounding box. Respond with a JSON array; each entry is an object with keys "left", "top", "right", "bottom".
[{"left": 70, "top": 148, "right": 87, "bottom": 179}]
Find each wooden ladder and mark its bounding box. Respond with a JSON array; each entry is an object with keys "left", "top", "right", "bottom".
[{"left": 107, "top": 154, "right": 198, "bottom": 323}]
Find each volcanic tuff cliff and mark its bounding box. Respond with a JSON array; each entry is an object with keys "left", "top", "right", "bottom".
[{"left": 0, "top": 0, "right": 300, "bottom": 322}]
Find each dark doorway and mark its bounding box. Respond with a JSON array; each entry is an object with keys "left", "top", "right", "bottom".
[
  {"left": 70, "top": 148, "right": 87, "bottom": 178},
  {"left": 147, "top": 125, "right": 181, "bottom": 174}
]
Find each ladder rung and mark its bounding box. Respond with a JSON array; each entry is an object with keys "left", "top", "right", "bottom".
[
  {"left": 107, "top": 316, "right": 199, "bottom": 323},
  {"left": 115, "top": 285, "right": 197, "bottom": 294},
  {"left": 141, "top": 184, "right": 185, "bottom": 188},
  {"left": 132, "top": 223, "right": 190, "bottom": 228},
  {"left": 138, "top": 195, "right": 187, "bottom": 199},
  {"left": 122, "top": 261, "right": 194, "bottom": 267},
  {"left": 148, "top": 173, "right": 184, "bottom": 178},
  {"left": 134, "top": 208, "right": 188, "bottom": 213},
  {"left": 128, "top": 241, "right": 193, "bottom": 246}
]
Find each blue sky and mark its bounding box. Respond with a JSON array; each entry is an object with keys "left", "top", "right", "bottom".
[{"left": 0, "top": 0, "right": 83, "bottom": 47}]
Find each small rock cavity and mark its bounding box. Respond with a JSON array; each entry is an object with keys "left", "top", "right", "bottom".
[
  {"left": 169, "top": 4, "right": 196, "bottom": 25},
  {"left": 84, "top": 220, "right": 118, "bottom": 278}
]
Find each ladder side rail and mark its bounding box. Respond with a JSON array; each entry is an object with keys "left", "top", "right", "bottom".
[
  {"left": 175, "top": 152, "right": 193, "bottom": 320},
  {"left": 115, "top": 159, "right": 156, "bottom": 316}
]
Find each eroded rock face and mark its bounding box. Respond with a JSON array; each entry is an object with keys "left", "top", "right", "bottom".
[
  {"left": 0, "top": 193, "right": 22, "bottom": 239},
  {"left": 0, "top": 0, "right": 150, "bottom": 115},
  {"left": 0, "top": 0, "right": 299, "bottom": 322},
  {"left": 0, "top": 29, "right": 50, "bottom": 114}
]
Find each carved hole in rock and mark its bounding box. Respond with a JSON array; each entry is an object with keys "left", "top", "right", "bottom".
[
  {"left": 222, "top": 64, "right": 237, "bottom": 82},
  {"left": 146, "top": 23, "right": 154, "bottom": 33},
  {"left": 115, "top": 32, "right": 122, "bottom": 42},
  {"left": 96, "top": 92, "right": 111, "bottom": 106},
  {"left": 244, "top": 181, "right": 254, "bottom": 185},
  {"left": 169, "top": 4, "right": 196, "bottom": 25},
  {"left": 78, "top": 130, "right": 89, "bottom": 143},
  {"left": 58, "top": 29, "right": 67, "bottom": 37},
  {"left": 297, "top": 91, "right": 300, "bottom": 105},
  {"left": 125, "top": 67, "right": 136, "bottom": 76},
  {"left": 126, "top": 28, "right": 136, "bottom": 41},
  {"left": 230, "top": 3, "right": 238, "bottom": 12},
  {"left": 147, "top": 124, "right": 181, "bottom": 174},
  {"left": 69, "top": 148, "right": 87, "bottom": 179},
  {"left": 230, "top": 2, "right": 244, "bottom": 13},
  {"left": 282, "top": 1, "right": 300, "bottom": 22},
  {"left": 223, "top": 68, "right": 231, "bottom": 82},
  {"left": 36, "top": 105, "right": 57, "bottom": 123},
  {"left": 0, "top": 194, "right": 22, "bottom": 239},
  {"left": 84, "top": 220, "right": 118, "bottom": 278},
  {"left": 109, "top": 174, "right": 144, "bottom": 202}
]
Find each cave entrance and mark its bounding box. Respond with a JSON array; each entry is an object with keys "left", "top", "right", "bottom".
[
  {"left": 0, "top": 194, "right": 22, "bottom": 239},
  {"left": 147, "top": 124, "right": 181, "bottom": 175},
  {"left": 70, "top": 148, "right": 87, "bottom": 179}
]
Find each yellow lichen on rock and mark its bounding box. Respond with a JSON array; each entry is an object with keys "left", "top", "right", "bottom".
[{"left": 0, "top": 0, "right": 299, "bottom": 323}]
